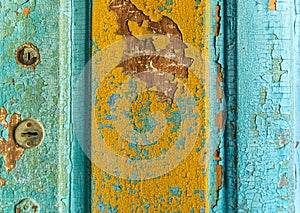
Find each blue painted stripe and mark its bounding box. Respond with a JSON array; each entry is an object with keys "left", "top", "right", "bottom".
[{"left": 71, "top": 0, "right": 92, "bottom": 212}]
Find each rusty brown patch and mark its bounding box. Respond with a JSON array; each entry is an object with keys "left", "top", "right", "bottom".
[
  {"left": 22, "top": 8, "right": 30, "bottom": 18},
  {"left": 0, "top": 178, "right": 7, "bottom": 187},
  {"left": 32, "top": 206, "right": 38, "bottom": 212},
  {"left": 0, "top": 109, "right": 24, "bottom": 173},
  {"left": 216, "top": 63, "right": 223, "bottom": 103},
  {"left": 215, "top": 111, "right": 224, "bottom": 130},
  {"left": 0, "top": 107, "right": 8, "bottom": 127},
  {"left": 268, "top": 0, "right": 276, "bottom": 10},
  {"left": 109, "top": 0, "right": 193, "bottom": 102},
  {"left": 215, "top": 165, "right": 222, "bottom": 190},
  {"left": 296, "top": 141, "right": 299, "bottom": 148},
  {"left": 214, "top": 150, "right": 221, "bottom": 161},
  {"left": 214, "top": 4, "right": 221, "bottom": 37}
]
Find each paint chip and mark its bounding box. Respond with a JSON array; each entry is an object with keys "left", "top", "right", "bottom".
[
  {"left": 214, "top": 4, "right": 221, "bottom": 37},
  {"left": 0, "top": 109, "right": 24, "bottom": 173},
  {"left": 0, "top": 178, "right": 6, "bottom": 188},
  {"left": 22, "top": 8, "right": 30, "bottom": 18},
  {"left": 215, "top": 165, "right": 222, "bottom": 190},
  {"left": 268, "top": 0, "right": 276, "bottom": 10},
  {"left": 109, "top": 0, "right": 194, "bottom": 102}
]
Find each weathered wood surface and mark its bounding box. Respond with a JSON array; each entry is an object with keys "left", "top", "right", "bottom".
[
  {"left": 0, "top": 0, "right": 298, "bottom": 212},
  {"left": 0, "top": 0, "right": 72, "bottom": 212}
]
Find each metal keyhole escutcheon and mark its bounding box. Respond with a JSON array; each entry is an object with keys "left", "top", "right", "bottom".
[
  {"left": 16, "top": 43, "right": 40, "bottom": 69},
  {"left": 14, "top": 119, "right": 45, "bottom": 149}
]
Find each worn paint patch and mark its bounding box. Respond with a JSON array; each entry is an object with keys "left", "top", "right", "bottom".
[
  {"left": 269, "top": 45, "right": 287, "bottom": 83},
  {"left": 214, "top": 3, "right": 220, "bottom": 37},
  {"left": 92, "top": 0, "right": 210, "bottom": 211},
  {"left": 22, "top": 8, "right": 30, "bottom": 18},
  {"left": 268, "top": 0, "right": 276, "bottom": 11},
  {"left": 215, "top": 111, "right": 224, "bottom": 130},
  {"left": 0, "top": 177, "right": 7, "bottom": 187},
  {"left": 0, "top": 108, "right": 24, "bottom": 173},
  {"left": 216, "top": 62, "right": 223, "bottom": 103},
  {"left": 109, "top": 0, "right": 194, "bottom": 102}
]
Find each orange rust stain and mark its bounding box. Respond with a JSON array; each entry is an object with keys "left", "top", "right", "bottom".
[
  {"left": 22, "top": 8, "right": 30, "bottom": 18},
  {"left": 214, "top": 4, "right": 221, "bottom": 37},
  {"left": 215, "top": 165, "right": 222, "bottom": 190},
  {"left": 268, "top": 0, "right": 276, "bottom": 10},
  {"left": 216, "top": 63, "right": 223, "bottom": 103},
  {"left": 15, "top": 11, "right": 19, "bottom": 16},
  {"left": 296, "top": 141, "right": 299, "bottom": 148},
  {"left": 0, "top": 178, "right": 6, "bottom": 187},
  {"left": 215, "top": 111, "right": 224, "bottom": 129},
  {"left": 214, "top": 150, "right": 221, "bottom": 161},
  {"left": 0, "top": 107, "right": 8, "bottom": 127},
  {"left": 0, "top": 109, "right": 24, "bottom": 173},
  {"left": 32, "top": 206, "right": 38, "bottom": 212}
]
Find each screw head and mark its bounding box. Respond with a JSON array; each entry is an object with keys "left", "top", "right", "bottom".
[
  {"left": 16, "top": 43, "right": 40, "bottom": 69},
  {"left": 14, "top": 119, "right": 45, "bottom": 149}
]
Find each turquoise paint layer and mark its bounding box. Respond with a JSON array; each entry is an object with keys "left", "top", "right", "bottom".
[
  {"left": 295, "top": 0, "right": 300, "bottom": 212},
  {"left": 236, "top": 1, "right": 295, "bottom": 212},
  {"left": 71, "top": 0, "right": 92, "bottom": 212},
  {"left": 0, "top": 0, "right": 71, "bottom": 212}
]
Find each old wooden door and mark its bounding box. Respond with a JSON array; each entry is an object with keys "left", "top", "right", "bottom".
[{"left": 0, "top": 0, "right": 298, "bottom": 212}]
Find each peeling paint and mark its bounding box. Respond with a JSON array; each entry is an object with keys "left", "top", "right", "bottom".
[
  {"left": 216, "top": 62, "right": 223, "bottom": 103},
  {"left": 92, "top": 0, "right": 209, "bottom": 211},
  {"left": 0, "top": 178, "right": 7, "bottom": 187},
  {"left": 268, "top": 0, "right": 276, "bottom": 11},
  {"left": 109, "top": 0, "right": 194, "bottom": 102},
  {"left": 215, "top": 111, "right": 224, "bottom": 130},
  {"left": 278, "top": 173, "right": 288, "bottom": 188},
  {"left": 22, "top": 7, "right": 30, "bottom": 18},
  {"left": 214, "top": 150, "right": 221, "bottom": 161},
  {"left": 214, "top": 3, "right": 220, "bottom": 37},
  {"left": 269, "top": 45, "right": 287, "bottom": 83},
  {"left": 0, "top": 110, "right": 24, "bottom": 173},
  {"left": 259, "top": 86, "right": 267, "bottom": 105},
  {"left": 215, "top": 165, "right": 222, "bottom": 190}
]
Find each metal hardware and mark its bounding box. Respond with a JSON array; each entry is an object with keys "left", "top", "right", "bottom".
[
  {"left": 16, "top": 43, "right": 40, "bottom": 69},
  {"left": 14, "top": 119, "right": 44, "bottom": 149},
  {"left": 15, "top": 198, "right": 40, "bottom": 213}
]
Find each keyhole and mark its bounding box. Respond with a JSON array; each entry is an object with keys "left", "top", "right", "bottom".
[
  {"left": 27, "top": 52, "right": 31, "bottom": 61},
  {"left": 16, "top": 43, "right": 40, "bottom": 68},
  {"left": 21, "top": 132, "right": 38, "bottom": 137}
]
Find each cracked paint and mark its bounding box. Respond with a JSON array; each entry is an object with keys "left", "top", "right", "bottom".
[
  {"left": 109, "top": 0, "right": 193, "bottom": 102},
  {"left": 269, "top": 45, "right": 287, "bottom": 83},
  {"left": 92, "top": 0, "right": 210, "bottom": 212},
  {"left": 0, "top": 108, "right": 24, "bottom": 173}
]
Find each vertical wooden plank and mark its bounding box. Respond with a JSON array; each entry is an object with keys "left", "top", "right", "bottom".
[
  {"left": 294, "top": 0, "right": 300, "bottom": 211},
  {"left": 71, "top": 0, "right": 92, "bottom": 212},
  {"left": 236, "top": 0, "right": 295, "bottom": 212},
  {"left": 89, "top": 0, "right": 219, "bottom": 212},
  {"left": 0, "top": 0, "right": 72, "bottom": 212}
]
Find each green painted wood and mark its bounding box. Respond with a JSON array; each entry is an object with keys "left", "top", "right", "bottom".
[
  {"left": 236, "top": 1, "right": 295, "bottom": 212},
  {"left": 0, "top": 0, "right": 71, "bottom": 212}
]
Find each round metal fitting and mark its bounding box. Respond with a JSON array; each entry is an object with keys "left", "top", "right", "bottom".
[
  {"left": 16, "top": 43, "right": 40, "bottom": 69},
  {"left": 14, "top": 119, "right": 45, "bottom": 149}
]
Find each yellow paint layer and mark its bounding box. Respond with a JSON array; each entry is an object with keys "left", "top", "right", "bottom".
[{"left": 92, "top": 0, "right": 211, "bottom": 212}]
